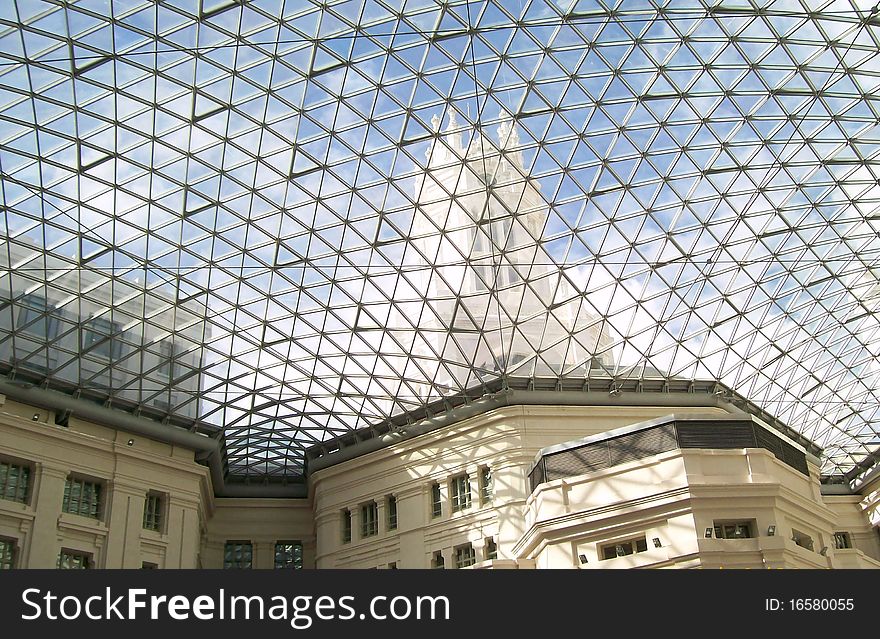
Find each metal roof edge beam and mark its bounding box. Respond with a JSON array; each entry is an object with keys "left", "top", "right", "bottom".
[
  {"left": 0, "top": 377, "right": 218, "bottom": 454},
  {"left": 215, "top": 483, "right": 309, "bottom": 498},
  {"left": 306, "top": 389, "right": 738, "bottom": 475}
]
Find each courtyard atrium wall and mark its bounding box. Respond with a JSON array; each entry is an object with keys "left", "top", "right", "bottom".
[{"left": 1, "top": 386, "right": 877, "bottom": 569}]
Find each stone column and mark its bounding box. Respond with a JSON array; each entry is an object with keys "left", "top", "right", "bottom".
[
  {"left": 350, "top": 506, "right": 361, "bottom": 544},
  {"left": 24, "top": 464, "right": 67, "bottom": 568},
  {"left": 165, "top": 495, "right": 201, "bottom": 568},
  {"left": 493, "top": 457, "right": 531, "bottom": 559},
  {"left": 376, "top": 499, "right": 386, "bottom": 536},
  {"left": 103, "top": 481, "right": 146, "bottom": 568},
  {"left": 396, "top": 486, "right": 424, "bottom": 568},
  {"left": 254, "top": 540, "right": 276, "bottom": 569},
  {"left": 439, "top": 546, "right": 453, "bottom": 569},
  {"left": 302, "top": 537, "right": 317, "bottom": 569}
]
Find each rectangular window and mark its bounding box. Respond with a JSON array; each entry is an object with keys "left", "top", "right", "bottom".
[
  {"left": 479, "top": 467, "right": 493, "bottom": 505},
  {"left": 431, "top": 551, "right": 444, "bottom": 569},
  {"left": 712, "top": 521, "right": 753, "bottom": 539},
  {"left": 430, "top": 482, "right": 441, "bottom": 518},
  {"left": 0, "top": 539, "right": 16, "bottom": 569},
  {"left": 791, "top": 529, "right": 814, "bottom": 551},
  {"left": 141, "top": 562, "right": 158, "bottom": 569},
  {"left": 0, "top": 460, "right": 30, "bottom": 504},
  {"left": 62, "top": 476, "right": 102, "bottom": 519},
  {"left": 223, "top": 541, "right": 252, "bottom": 568},
  {"left": 158, "top": 340, "right": 174, "bottom": 379},
  {"left": 18, "top": 294, "right": 59, "bottom": 339},
  {"left": 486, "top": 537, "right": 497, "bottom": 560},
  {"left": 143, "top": 493, "right": 164, "bottom": 532},
  {"left": 451, "top": 474, "right": 471, "bottom": 512},
  {"left": 157, "top": 340, "right": 186, "bottom": 380},
  {"left": 455, "top": 544, "right": 476, "bottom": 568},
  {"left": 833, "top": 531, "right": 852, "bottom": 550},
  {"left": 387, "top": 495, "right": 397, "bottom": 531},
  {"left": 82, "top": 316, "right": 122, "bottom": 359},
  {"left": 361, "top": 501, "right": 378, "bottom": 538},
  {"left": 57, "top": 549, "right": 90, "bottom": 569},
  {"left": 274, "top": 541, "right": 303, "bottom": 569},
  {"left": 600, "top": 535, "right": 649, "bottom": 561},
  {"left": 342, "top": 509, "right": 352, "bottom": 543}
]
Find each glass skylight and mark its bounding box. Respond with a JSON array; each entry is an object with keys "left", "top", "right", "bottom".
[{"left": 1, "top": 0, "right": 879, "bottom": 480}]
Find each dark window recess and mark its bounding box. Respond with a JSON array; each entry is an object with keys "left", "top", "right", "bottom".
[
  {"left": 455, "top": 545, "right": 476, "bottom": 568},
  {"left": 143, "top": 493, "right": 163, "bottom": 531},
  {"left": 451, "top": 474, "right": 471, "bottom": 512},
  {"left": 17, "top": 294, "right": 60, "bottom": 339},
  {"left": 600, "top": 536, "right": 648, "bottom": 561},
  {"left": 791, "top": 530, "right": 814, "bottom": 551},
  {"left": 430, "top": 482, "right": 442, "bottom": 518},
  {"left": 0, "top": 461, "right": 30, "bottom": 504},
  {"left": 833, "top": 532, "right": 852, "bottom": 550},
  {"left": 274, "top": 541, "right": 303, "bottom": 569},
  {"left": 0, "top": 539, "right": 15, "bottom": 569},
  {"left": 82, "top": 317, "right": 123, "bottom": 359},
  {"left": 63, "top": 477, "right": 102, "bottom": 519},
  {"left": 341, "top": 509, "right": 352, "bottom": 543},
  {"left": 361, "top": 502, "right": 378, "bottom": 537},
  {"left": 713, "top": 521, "right": 753, "bottom": 539},
  {"left": 387, "top": 495, "right": 397, "bottom": 531},
  {"left": 58, "top": 550, "right": 90, "bottom": 569},
  {"left": 479, "top": 467, "right": 493, "bottom": 504},
  {"left": 223, "top": 541, "right": 252, "bottom": 568}
]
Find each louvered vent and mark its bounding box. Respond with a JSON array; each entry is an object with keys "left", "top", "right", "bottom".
[
  {"left": 528, "top": 418, "right": 809, "bottom": 493},
  {"left": 609, "top": 423, "right": 677, "bottom": 467},
  {"left": 677, "top": 422, "right": 756, "bottom": 449},
  {"left": 544, "top": 442, "right": 610, "bottom": 482}
]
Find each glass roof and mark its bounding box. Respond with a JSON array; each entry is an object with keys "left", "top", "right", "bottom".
[{"left": 1, "top": 0, "right": 880, "bottom": 480}]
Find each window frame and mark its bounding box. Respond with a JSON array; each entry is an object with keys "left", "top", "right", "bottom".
[
  {"left": 360, "top": 501, "right": 378, "bottom": 538},
  {"left": 274, "top": 540, "right": 304, "bottom": 569},
  {"left": 485, "top": 537, "right": 497, "bottom": 561},
  {"left": 0, "top": 537, "right": 17, "bottom": 569},
  {"left": 157, "top": 339, "right": 187, "bottom": 381},
  {"left": 386, "top": 494, "right": 397, "bottom": 531},
  {"left": 430, "top": 482, "right": 442, "bottom": 518},
  {"left": 143, "top": 492, "right": 165, "bottom": 533},
  {"left": 833, "top": 531, "right": 852, "bottom": 550},
  {"left": 0, "top": 458, "right": 31, "bottom": 505},
  {"left": 157, "top": 339, "right": 174, "bottom": 379},
  {"left": 479, "top": 466, "right": 493, "bottom": 505},
  {"left": 17, "top": 293, "right": 60, "bottom": 340},
  {"left": 450, "top": 473, "right": 471, "bottom": 512},
  {"left": 341, "top": 509, "right": 352, "bottom": 544},
  {"left": 223, "top": 540, "right": 253, "bottom": 569},
  {"left": 791, "top": 529, "right": 814, "bottom": 551},
  {"left": 599, "top": 535, "right": 649, "bottom": 561},
  {"left": 82, "top": 316, "right": 123, "bottom": 360},
  {"left": 57, "top": 548, "right": 91, "bottom": 569},
  {"left": 62, "top": 475, "right": 104, "bottom": 520},
  {"left": 712, "top": 520, "right": 754, "bottom": 540},
  {"left": 454, "top": 543, "right": 476, "bottom": 569}
]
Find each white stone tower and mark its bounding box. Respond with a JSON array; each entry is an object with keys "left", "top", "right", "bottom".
[{"left": 400, "top": 113, "right": 614, "bottom": 395}]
